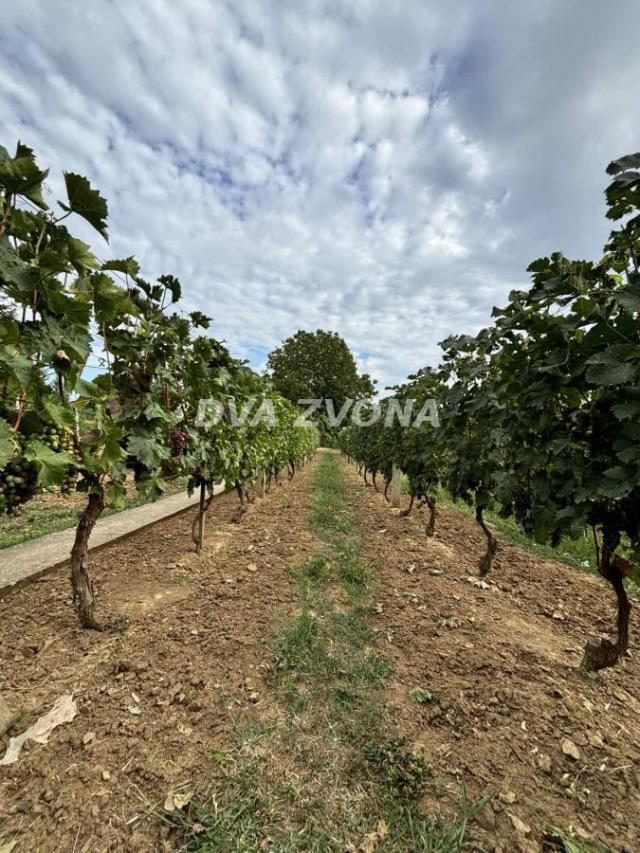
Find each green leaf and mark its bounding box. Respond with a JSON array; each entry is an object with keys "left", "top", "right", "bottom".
[
  {"left": 606, "top": 153, "right": 640, "bottom": 176},
  {"left": 0, "top": 142, "right": 49, "bottom": 208},
  {"left": 74, "top": 377, "right": 103, "bottom": 399},
  {"left": 67, "top": 237, "right": 99, "bottom": 273},
  {"left": 585, "top": 347, "right": 636, "bottom": 386},
  {"left": 105, "top": 481, "right": 127, "bottom": 508},
  {"left": 0, "top": 316, "right": 19, "bottom": 345},
  {"left": 612, "top": 400, "right": 640, "bottom": 420},
  {"left": 60, "top": 172, "right": 109, "bottom": 240},
  {"left": 190, "top": 310, "right": 211, "bottom": 329},
  {"left": 144, "top": 400, "right": 173, "bottom": 422},
  {"left": 0, "top": 237, "right": 37, "bottom": 291},
  {"left": 158, "top": 274, "right": 181, "bottom": 303},
  {"left": 0, "top": 421, "right": 16, "bottom": 468},
  {"left": 586, "top": 361, "right": 635, "bottom": 386},
  {"left": 615, "top": 286, "right": 640, "bottom": 312},
  {"left": 102, "top": 257, "right": 140, "bottom": 276},
  {"left": 25, "top": 440, "right": 74, "bottom": 488},
  {"left": 42, "top": 398, "right": 74, "bottom": 430},
  {"left": 126, "top": 435, "right": 168, "bottom": 470},
  {"left": 100, "top": 426, "right": 125, "bottom": 469},
  {"left": 91, "top": 272, "right": 130, "bottom": 324}
]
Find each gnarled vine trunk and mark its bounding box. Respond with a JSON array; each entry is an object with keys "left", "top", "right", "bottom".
[
  {"left": 476, "top": 505, "right": 497, "bottom": 576},
  {"left": 400, "top": 494, "right": 414, "bottom": 517},
  {"left": 582, "top": 547, "right": 631, "bottom": 671},
  {"left": 425, "top": 495, "right": 437, "bottom": 537},
  {"left": 372, "top": 471, "right": 379, "bottom": 491},
  {"left": 231, "top": 479, "right": 249, "bottom": 523},
  {"left": 363, "top": 469, "right": 370, "bottom": 486},
  {"left": 383, "top": 478, "right": 390, "bottom": 502},
  {"left": 70, "top": 492, "right": 104, "bottom": 629},
  {"left": 192, "top": 482, "right": 214, "bottom": 554}
]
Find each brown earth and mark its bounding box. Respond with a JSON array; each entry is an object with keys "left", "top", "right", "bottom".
[
  {"left": 0, "top": 466, "right": 317, "bottom": 852},
  {"left": 2, "top": 454, "right": 639, "bottom": 852},
  {"left": 342, "top": 461, "right": 640, "bottom": 853}
]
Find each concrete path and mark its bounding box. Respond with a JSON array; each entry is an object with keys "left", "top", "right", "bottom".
[{"left": 0, "top": 484, "right": 225, "bottom": 593}]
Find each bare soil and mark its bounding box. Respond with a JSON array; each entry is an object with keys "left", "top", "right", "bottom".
[
  {"left": 2, "top": 455, "right": 639, "bottom": 852},
  {"left": 0, "top": 468, "right": 317, "bottom": 852},
  {"left": 343, "top": 461, "right": 640, "bottom": 853}
]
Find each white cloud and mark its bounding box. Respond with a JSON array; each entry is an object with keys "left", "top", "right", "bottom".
[{"left": 1, "top": 0, "right": 639, "bottom": 389}]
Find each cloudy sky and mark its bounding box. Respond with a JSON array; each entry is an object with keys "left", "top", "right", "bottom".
[{"left": 2, "top": 1, "right": 639, "bottom": 388}]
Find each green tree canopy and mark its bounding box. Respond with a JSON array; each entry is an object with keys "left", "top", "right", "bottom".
[{"left": 267, "top": 329, "right": 375, "bottom": 407}]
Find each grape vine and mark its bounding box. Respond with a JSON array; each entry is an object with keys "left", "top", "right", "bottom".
[
  {"left": 0, "top": 141, "right": 318, "bottom": 628},
  {"left": 340, "top": 151, "right": 640, "bottom": 671}
]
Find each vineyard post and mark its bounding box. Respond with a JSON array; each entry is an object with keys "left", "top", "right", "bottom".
[
  {"left": 257, "top": 469, "right": 266, "bottom": 498},
  {"left": 390, "top": 464, "right": 402, "bottom": 508}
]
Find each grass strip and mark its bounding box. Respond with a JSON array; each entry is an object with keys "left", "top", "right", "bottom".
[{"left": 172, "top": 452, "right": 484, "bottom": 851}]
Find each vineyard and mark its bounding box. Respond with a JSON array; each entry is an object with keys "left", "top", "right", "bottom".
[
  {"left": 0, "top": 141, "right": 318, "bottom": 628},
  {"left": 1, "top": 145, "right": 640, "bottom": 853},
  {"left": 340, "top": 152, "right": 640, "bottom": 674}
]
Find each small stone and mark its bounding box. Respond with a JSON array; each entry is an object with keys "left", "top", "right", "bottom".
[
  {"left": 475, "top": 804, "right": 496, "bottom": 831},
  {"left": 249, "top": 691, "right": 260, "bottom": 703},
  {"left": 82, "top": 731, "right": 96, "bottom": 746},
  {"left": 561, "top": 738, "right": 581, "bottom": 760},
  {"left": 499, "top": 790, "right": 516, "bottom": 804},
  {"left": 43, "top": 789, "right": 54, "bottom": 803},
  {"left": 536, "top": 754, "right": 552, "bottom": 773},
  {"left": 508, "top": 813, "right": 531, "bottom": 836},
  {"left": 102, "top": 770, "right": 111, "bottom": 781},
  {"left": 517, "top": 839, "right": 539, "bottom": 853},
  {"left": 247, "top": 563, "right": 258, "bottom": 572},
  {"left": 0, "top": 694, "right": 17, "bottom": 736}
]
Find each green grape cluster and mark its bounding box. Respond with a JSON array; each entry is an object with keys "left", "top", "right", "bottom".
[
  {"left": 42, "top": 424, "right": 79, "bottom": 494},
  {"left": 0, "top": 458, "right": 38, "bottom": 515}
]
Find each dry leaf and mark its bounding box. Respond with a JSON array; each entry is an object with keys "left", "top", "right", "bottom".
[
  {"left": 164, "top": 791, "right": 193, "bottom": 812},
  {"left": 0, "top": 694, "right": 77, "bottom": 766}
]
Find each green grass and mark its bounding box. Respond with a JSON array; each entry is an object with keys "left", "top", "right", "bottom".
[
  {"left": 0, "top": 477, "right": 188, "bottom": 550},
  {"left": 440, "top": 487, "right": 597, "bottom": 571},
  {"left": 172, "top": 452, "right": 484, "bottom": 852},
  {"left": 398, "top": 478, "right": 597, "bottom": 572}
]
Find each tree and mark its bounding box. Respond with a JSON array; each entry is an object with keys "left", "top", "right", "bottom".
[{"left": 267, "top": 330, "right": 374, "bottom": 443}]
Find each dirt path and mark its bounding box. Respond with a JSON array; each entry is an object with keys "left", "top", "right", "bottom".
[
  {"left": 0, "top": 464, "right": 318, "bottom": 852},
  {"left": 0, "top": 487, "right": 218, "bottom": 592},
  {"left": 343, "top": 460, "right": 640, "bottom": 852}
]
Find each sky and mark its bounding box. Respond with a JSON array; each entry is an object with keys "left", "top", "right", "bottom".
[{"left": 1, "top": 0, "right": 639, "bottom": 389}]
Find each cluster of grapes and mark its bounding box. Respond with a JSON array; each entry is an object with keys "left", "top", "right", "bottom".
[
  {"left": 41, "top": 424, "right": 78, "bottom": 495},
  {"left": 0, "top": 458, "right": 38, "bottom": 515},
  {"left": 170, "top": 427, "right": 189, "bottom": 458}
]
